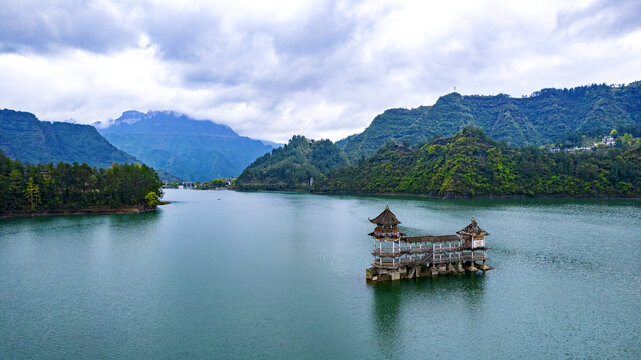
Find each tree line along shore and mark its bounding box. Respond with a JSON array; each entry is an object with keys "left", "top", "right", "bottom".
[
  {"left": 0, "top": 151, "right": 162, "bottom": 217},
  {"left": 236, "top": 127, "right": 641, "bottom": 198}
]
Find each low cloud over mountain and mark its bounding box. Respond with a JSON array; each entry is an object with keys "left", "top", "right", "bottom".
[{"left": 1, "top": 0, "right": 640, "bottom": 142}]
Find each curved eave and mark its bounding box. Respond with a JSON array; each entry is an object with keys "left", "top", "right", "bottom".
[
  {"left": 456, "top": 230, "right": 489, "bottom": 236},
  {"left": 369, "top": 232, "right": 406, "bottom": 237},
  {"left": 368, "top": 218, "right": 401, "bottom": 225}
]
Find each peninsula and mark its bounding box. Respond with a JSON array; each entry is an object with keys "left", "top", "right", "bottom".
[{"left": 0, "top": 151, "right": 163, "bottom": 218}]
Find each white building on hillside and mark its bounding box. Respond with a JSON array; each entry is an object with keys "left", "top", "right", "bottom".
[{"left": 601, "top": 136, "right": 615, "bottom": 146}]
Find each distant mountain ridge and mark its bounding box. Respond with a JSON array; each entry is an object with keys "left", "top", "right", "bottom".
[
  {"left": 338, "top": 82, "right": 641, "bottom": 160},
  {"left": 101, "top": 110, "right": 239, "bottom": 136},
  {"left": 99, "top": 110, "right": 278, "bottom": 181},
  {"left": 0, "top": 109, "right": 137, "bottom": 168}
]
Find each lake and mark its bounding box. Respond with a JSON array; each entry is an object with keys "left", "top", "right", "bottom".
[{"left": 1, "top": 189, "right": 640, "bottom": 359}]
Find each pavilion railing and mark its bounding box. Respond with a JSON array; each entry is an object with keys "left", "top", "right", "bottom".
[{"left": 373, "top": 252, "right": 487, "bottom": 268}]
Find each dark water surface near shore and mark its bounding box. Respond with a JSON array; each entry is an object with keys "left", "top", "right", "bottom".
[{"left": 1, "top": 190, "right": 640, "bottom": 358}]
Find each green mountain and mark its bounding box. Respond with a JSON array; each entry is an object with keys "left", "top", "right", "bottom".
[
  {"left": 99, "top": 111, "right": 278, "bottom": 182},
  {"left": 0, "top": 109, "right": 137, "bottom": 168},
  {"left": 338, "top": 82, "right": 641, "bottom": 160},
  {"left": 236, "top": 135, "right": 349, "bottom": 190},
  {"left": 319, "top": 127, "right": 641, "bottom": 197}
]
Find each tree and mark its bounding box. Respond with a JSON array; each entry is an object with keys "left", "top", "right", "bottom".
[
  {"left": 0, "top": 151, "right": 163, "bottom": 215},
  {"left": 145, "top": 191, "right": 159, "bottom": 207},
  {"left": 8, "top": 168, "right": 23, "bottom": 211},
  {"left": 318, "top": 127, "right": 641, "bottom": 197},
  {"left": 24, "top": 177, "right": 41, "bottom": 212}
]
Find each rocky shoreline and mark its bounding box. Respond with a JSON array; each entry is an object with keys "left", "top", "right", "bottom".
[{"left": 0, "top": 205, "right": 160, "bottom": 219}]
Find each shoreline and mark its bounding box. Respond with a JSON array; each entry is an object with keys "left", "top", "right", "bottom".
[
  {"left": 317, "top": 191, "right": 641, "bottom": 200},
  {"left": 236, "top": 188, "right": 641, "bottom": 200},
  {"left": 0, "top": 203, "right": 170, "bottom": 219}
]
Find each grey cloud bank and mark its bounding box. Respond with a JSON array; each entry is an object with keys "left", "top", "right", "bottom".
[{"left": 0, "top": 0, "right": 640, "bottom": 142}]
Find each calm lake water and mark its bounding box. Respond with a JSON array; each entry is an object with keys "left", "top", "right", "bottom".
[{"left": 1, "top": 189, "right": 640, "bottom": 359}]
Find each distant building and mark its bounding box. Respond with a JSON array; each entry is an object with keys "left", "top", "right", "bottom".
[
  {"left": 180, "top": 181, "right": 196, "bottom": 189},
  {"left": 565, "top": 146, "right": 592, "bottom": 153},
  {"left": 601, "top": 136, "right": 615, "bottom": 146},
  {"left": 559, "top": 134, "right": 615, "bottom": 153}
]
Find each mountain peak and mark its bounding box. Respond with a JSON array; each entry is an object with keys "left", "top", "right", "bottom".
[
  {"left": 339, "top": 81, "right": 641, "bottom": 160},
  {"left": 1, "top": 109, "right": 39, "bottom": 123},
  {"left": 116, "top": 110, "right": 147, "bottom": 125},
  {"left": 102, "top": 110, "right": 238, "bottom": 137},
  {"left": 98, "top": 110, "right": 276, "bottom": 181}
]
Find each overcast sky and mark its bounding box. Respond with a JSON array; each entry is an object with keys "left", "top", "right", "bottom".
[{"left": 1, "top": 0, "right": 640, "bottom": 142}]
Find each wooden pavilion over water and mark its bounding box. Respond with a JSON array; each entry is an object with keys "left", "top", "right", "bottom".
[{"left": 366, "top": 205, "right": 492, "bottom": 283}]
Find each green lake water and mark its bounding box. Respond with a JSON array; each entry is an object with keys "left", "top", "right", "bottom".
[{"left": 1, "top": 189, "right": 640, "bottom": 359}]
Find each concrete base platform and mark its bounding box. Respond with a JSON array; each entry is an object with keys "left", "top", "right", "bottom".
[
  {"left": 464, "top": 265, "right": 479, "bottom": 272},
  {"left": 367, "top": 262, "right": 492, "bottom": 283}
]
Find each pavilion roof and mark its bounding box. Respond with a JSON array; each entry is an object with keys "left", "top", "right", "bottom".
[
  {"left": 457, "top": 217, "right": 489, "bottom": 236},
  {"left": 368, "top": 205, "right": 401, "bottom": 225},
  {"left": 369, "top": 231, "right": 407, "bottom": 237}
]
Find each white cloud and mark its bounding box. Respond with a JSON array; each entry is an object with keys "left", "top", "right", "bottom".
[{"left": 0, "top": 0, "right": 640, "bottom": 143}]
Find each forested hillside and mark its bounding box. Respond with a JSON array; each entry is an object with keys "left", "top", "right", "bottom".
[
  {"left": 320, "top": 127, "right": 641, "bottom": 197},
  {"left": 0, "top": 151, "right": 162, "bottom": 216},
  {"left": 99, "top": 111, "right": 277, "bottom": 181},
  {"left": 338, "top": 82, "right": 641, "bottom": 160},
  {"left": 0, "top": 109, "right": 137, "bottom": 168},
  {"left": 236, "top": 135, "right": 348, "bottom": 190}
]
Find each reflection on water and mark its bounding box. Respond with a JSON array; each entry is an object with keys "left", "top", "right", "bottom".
[
  {"left": 413, "top": 273, "right": 488, "bottom": 306},
  {"left": 108, "top": 209, "right": 161, "bottom": 226},
  {"left": 0, "top": 210, "right": 161, "bottom": 237},
  {"left": 371, "top": 274, "right": 487, "bottom": 357},
  {"left": 104, "top": 210, "right": 163, "bottom": 239},
  {"left": 371, "top": 281, "right": 403, "bottom": 356}
]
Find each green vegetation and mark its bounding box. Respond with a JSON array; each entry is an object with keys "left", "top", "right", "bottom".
[
  {"left": 197, "top": 178, "right": 229, "bottom": 189},
  {"left": 145, "top": 191, "right": 160, "bottom": 206},
  {"left": 236, "top": 135, "right": 348, "bottom": 190},
  {"left": 162, "top": 181, "right": 180, "bottom": 189},
  {"left": 318, "top": 127, "right": 641, "bottom": 197},
  {"left": 160, "top": 178, "right": 232, "bottom": 189},
  {"left": 558, "top": 123, "right": 641, "bottom": 148},
  {"left": 338, "top": 82, "right": 641, "bottom": 160},
  {"left": 0, "top": 109, "right": 137, "bottom": 168},
  {"left": 0, "top": 151, "right": 163, "bottom": 216}
]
